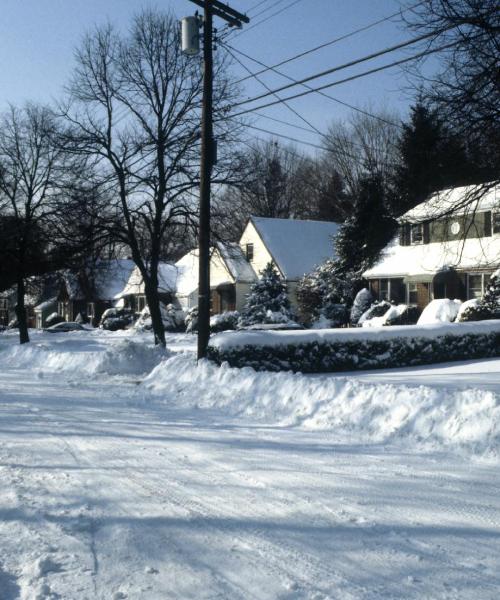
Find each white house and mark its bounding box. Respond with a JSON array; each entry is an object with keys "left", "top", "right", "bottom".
[
  {"left": 239, "top": 216, "right": 340, "bottom": 307},
  {"left": 363, "top": 183, "right": 500, "bottom": 310},
  {"left": 175, "top": 242, "right": 257, "bottom": 313},
  {"left": 116, "top": 263, "right": 179, "bottom": 313}
]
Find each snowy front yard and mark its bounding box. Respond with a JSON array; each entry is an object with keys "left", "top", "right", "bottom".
[{"left": 1, "top": 329, "right": 500, "bottom": 599}]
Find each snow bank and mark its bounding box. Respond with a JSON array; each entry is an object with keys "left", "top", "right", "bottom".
[
  {"left": 144, "top": 353, "right": 500, "bottom": 456},
  {"left": 0, "top": 336, "right": 166, "bottom": 376},
  {"left": 417, "top": 298, "right": 462, "bottom": 324}
]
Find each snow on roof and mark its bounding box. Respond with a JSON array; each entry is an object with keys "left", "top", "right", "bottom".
[
  {"left": 175, "top": 251, "right": 199, "bottom": 297},
  {"left": 402, "top": 183, "right": 499, "bottom": 223},
  {"left": 215, "top": 242, "right": 257, "bottom": 283},
  {"left": 117, "top": 262, "right": 178, "bottom": 298},
  {"left": 96, "top": 259, "right": 137, "bottom": 300},
  {"left": 250, "top": 217, "right": 339, "bottom": 279},
  {"left": 34, "top": 296, "right": 57, "bottom": 312},
  {"left": 364, "top": 234, "right": 500, "bottom": 279}
]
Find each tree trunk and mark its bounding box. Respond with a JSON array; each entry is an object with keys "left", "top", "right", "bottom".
[
  {"left": 144, "top": 279, "right": 166, "bottom": 347},
  {"left": 15, "top": 278, "right": 30, "bottom": 344}
]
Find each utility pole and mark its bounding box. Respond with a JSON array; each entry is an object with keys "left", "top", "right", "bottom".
[{"left": 184, "top": 0, "right": 249, "bottom": 360}]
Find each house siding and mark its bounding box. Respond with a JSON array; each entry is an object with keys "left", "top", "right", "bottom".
[{"left": 239, "top": 222, "right": 276, "bottom": 277}]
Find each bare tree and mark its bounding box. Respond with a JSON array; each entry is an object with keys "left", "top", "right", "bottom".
[
  {"left": 322, "top": 108, "right": 400, "bottom": 199},
  {"left": 404, "top": 0, "right": 500, "bottom": 179},
  {"left": 61, "top": 10, "right": 238, "bottom": 346},
  {"left": 0, "top": 104, "right": 65, "bottom": 343}
]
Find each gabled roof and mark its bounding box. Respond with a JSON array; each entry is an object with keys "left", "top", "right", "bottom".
[
  {"left": 248, "top": 216, "right": 339, "bottom": 279},
  {"left": 63, "top": 259, "right": 137, "bottom": 301},
  {"left": 215, "top": 242, "right": 257, "bottom": 283},
  {"left": 401, "top": 183, "right": 499, "bottom": 223},
  {"left": 116, "top": 262, "right": 178, "bottom": 298}
]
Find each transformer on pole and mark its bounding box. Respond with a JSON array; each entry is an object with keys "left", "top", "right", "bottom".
[{"left": 184, "top": 0, "right": 249, "bottom": 360}]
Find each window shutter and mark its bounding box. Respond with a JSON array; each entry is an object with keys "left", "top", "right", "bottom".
[
  {"left": 484, "top": 211, "right": 492, "bottom": 237},
  {"left": 399, "top": 226, "right": 406, "bottom": 246},
  {"left": 423, "top": 222, "right": 430, "bottom": 244}
]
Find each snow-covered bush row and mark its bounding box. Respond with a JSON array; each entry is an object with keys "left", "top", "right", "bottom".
[
  {"left": 144, "top": 353, "right": 500, "bottom": 455},
  {"left": 207, "top": 320, "right": 500, "bottom": 373}
]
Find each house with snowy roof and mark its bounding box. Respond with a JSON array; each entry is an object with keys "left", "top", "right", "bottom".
[
  {"left": 175, "top": 242, "right": 257, "bottom": 313},
  {"left": 363, "top": 183, "right": 500, "bottom": 310},
  {"left": 115, "top": 262, "right": 179, "bottom": 313},
  {"left": 57, "top": 259, "right": 136, "bottom": 325},
  {"left": 239, "top": 216, "right": 340, "bottom": 307}
]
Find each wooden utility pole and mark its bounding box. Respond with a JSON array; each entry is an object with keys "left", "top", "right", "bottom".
[{"left": 186, "top": 0, "right": 249, "bottom": 359}]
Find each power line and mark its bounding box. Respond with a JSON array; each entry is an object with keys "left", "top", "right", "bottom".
[
  {"left": 227, "top": 43, "right": 402, "bottom": 128},
  {"left": 225, "top": 40, "right": 458, "bottom": 120},
  {"left": 222, "top": 42, "right": 323, "bottom": 136},
  {"left": 228, "top": 0, "right": 304, "bottom": 40},
  {"left": 223, "top": 42, "right": 399, "bottom": 166},
  {"left": 231, "top": 26, "right": 454, "bottom": 109},
  {"left": 234, "top": 1, "right": 425, "bottom": 85}
]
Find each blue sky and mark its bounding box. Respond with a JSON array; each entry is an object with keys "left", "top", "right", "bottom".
[{"left": 0, "top": 1, "right": 429, "bottom": 150}]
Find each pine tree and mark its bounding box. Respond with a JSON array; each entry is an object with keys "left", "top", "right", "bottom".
[
  {"left": 335, "top": 173, "right": 397, "bottom": 279},
  {"left": 481, "top": 271, "right": 500, "bottom": 318},
  {"left": 393, "top": 102, "right": 473, "bottom": 215},
  {"left": 239, "top": 262, "right": 293, "bottom": 327}
]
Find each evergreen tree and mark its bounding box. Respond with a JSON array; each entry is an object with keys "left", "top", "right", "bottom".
[
  {"left": 335, "top": 173, "right": 397, "bottom": 279},
  {"left": 239, "top": 263, "right": 293, "bottom": 327},
  {"left": 393, "top": 102, "right": 473, "bottom": 215}
]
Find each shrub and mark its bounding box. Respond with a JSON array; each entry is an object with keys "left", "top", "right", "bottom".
[
  {"left": 185, "top": 306, "right": 198, "bottom": 333},
  {"left": 46, "top": 312, "right": 64, "bottom": 327},
  {"left": 210, "top": 311, "right": 240, "bottom": 333},
  {"left": 358, "top": 300, "right": 392, "bottom": 326},
  {"left": 100, "top": 308, "right": 135, "bottom": 331},
  {"left": 350, "top": 288, "right": 373, "bottom": 326},
  {"left": 385, "top": 305, "right": 421, "bottom": 326},
  {"left": 134, "top": 303, "right": 185, "bottom": 333},
  {"left": 207, "top": 327, "right": 500, "bottom": 373}
]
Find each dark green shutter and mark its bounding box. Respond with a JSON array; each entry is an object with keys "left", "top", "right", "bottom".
[
  {"left": 423, "top": 222, "right": 430, "bottom": 244},
  {"left": 484, "top": 211, "right": 492, "bottom": 237}
]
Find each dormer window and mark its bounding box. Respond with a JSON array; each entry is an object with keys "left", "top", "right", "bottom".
[
  {"left": 411, "top": 223, "right": 423, "bottom": 244},
  {"left": 245, "top": 243, "right": 254, "bottom": 262}
]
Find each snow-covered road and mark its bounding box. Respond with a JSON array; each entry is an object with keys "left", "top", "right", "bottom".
[{"left": 1, "top": 332, "right": 500, "bottom": 599}]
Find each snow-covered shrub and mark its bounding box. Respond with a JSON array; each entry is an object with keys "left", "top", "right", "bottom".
[
  {"left": 134, "top": 303, "right": 185, "bottom": 333},
  {"left": 210, "top": 311, "right": 240, "bottom": 333},
  {"left": 456, "top": 298, "right": 488, "bottom": 322},
  {"left": 384, "top": 305, "right": 421, "bottom": 326},
  {"left": 311, "top": 303, "right": 349, "bottom": 328},
  {"left": 100, "top": 307, "right": 135, "bottom": 331},
  {"left": 350, "top": 288, "right": 373, "bottom": 326},
  {"left": 239, "top": 263, "right": 294, "bottom": 328},
  {"left": 459, "top": 271, "right": 500, "bottom": 321},
  {"left": 207, "top": 326, "right": 500, "bottom": 373},
  {"left": 417, "top": 299, "right": 462, "bottom": 325},
  {"left": 358, "top": 300, "right": 392, "bottom": 326},
  {"left": 45, "top": 312, "right": 64, "bottom": 327},
  {"left": 185, "top": 306, "right": 198, "bottom": 334},
  {"left": 297, "top": 259, "right": 354, "bottom": 325}
]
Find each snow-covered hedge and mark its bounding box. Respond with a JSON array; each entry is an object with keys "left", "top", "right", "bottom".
[{"left": 207, "top": 320, "right": 500, "bottom": 373}]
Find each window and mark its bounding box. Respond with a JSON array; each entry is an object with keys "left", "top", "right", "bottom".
[
  {"left": 87, "top": 302, "right": 95, "bottom": 318},
  {"left": 245, "top": 243, "right": 254, "bottom": 262},
  {"left": 410, "top": 224, "right": 423, "bottom": 244},
  {"left": 0, "top": 298, "right": 7, "bottom": 310},
  {"left": 408, "top": 283, "right": 418, "bottom": 305},
  {"left": 137, "top": 295, "right": 147, "bottom": 311},
  {"left": 467, "top": 273, "right": 485, "bottom": 299},
  {"left": 379, "top": 279, "right": 389, "bottom": 301},
  {"left": 493, "top": 213, "right": 500, "bottom": 234}
]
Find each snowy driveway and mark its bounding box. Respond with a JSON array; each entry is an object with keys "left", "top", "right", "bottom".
[{"left": 0, "top": 333, "right": 500, "bottom": 599}]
